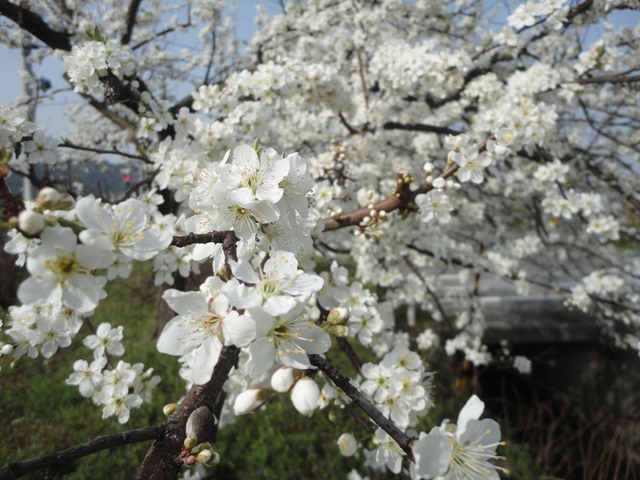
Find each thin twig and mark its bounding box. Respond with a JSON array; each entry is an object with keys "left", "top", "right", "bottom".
[
  {"left": 0, "top": 425, "right": 166, "bottom": 479},
  {"left": 308, "top": 354, "right": 415, "bottom": 460},
  {"left": 59, "top": 140, "right": 151, "bottom": 164}
]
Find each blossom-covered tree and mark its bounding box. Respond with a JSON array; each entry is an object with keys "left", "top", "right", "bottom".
[{"left": 0, "top": 0, "right": 639, "bottom": 478}]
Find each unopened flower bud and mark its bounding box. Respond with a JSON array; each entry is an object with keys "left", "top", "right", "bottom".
[
  {"left": 196, "top": 449, "right": 213, "bottom": 464},
  {"left": 432, "top": 177, "right": 445, "bottom": 189},
  {"left": 36, "top": 187, "right": 61, "bottom": 208},
  {"left": 233, "top": 388, "right": 266, "bottom": 415},
  {"left": 183, "top": 454, "right": 197, "bottom": 466},
  {"left": 327, "top": 307, "right": 349, "bottom": 325},
  {"left": 271, "top": 366, "right": 295, "bottom": 393},
  {"left": 423, "top": 162, "right": 435, "bottom": 175},
  {"left": 1, "top": 343, "right": 13, "bottom": 355},
  {"left": 329, "top": 324, "right": 350, "bottom": 337},
  {"left": 163, "top": 403, "right": 178, "bottom": 416},
  {"left": 216, "top": 266, "right": 231, "bottom": 281},
  {"left": 57, "top": 193, "right": 75, "bottom": 210},
  {"left": 196, "top": 449, "right": 211, "bottom": 463},
  {"left": 201, "top": 450, "right": 220, "bottom": 467},
  {"left": 183, "top": 436, "right": 197, "bottom": 450},
  {"left": 191, "top": 442, "right": 211, "bottom": 454},
  {"left": 18, "top": 210, "right": 45, "bottom": 235},
  {"left": 290, "top": 377, "right": 320, "bottom": 416}
]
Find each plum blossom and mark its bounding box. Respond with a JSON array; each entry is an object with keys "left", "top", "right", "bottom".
[
  {"left": 224, "top": 251, "right": 324, "bottom": 316},
  {"left": 337, "top": 433, "right": 358, "bottom": 457},
  {"left": 77, "top": 196, "right": 172, "bottom": 266},
  {"left": 64, "top": 39, "right": 135, "bottom": 97},
  {"left": 243, "top": 303, "right": 331, "bottom": 379},
  {"left": 83, "top": 322, "right": 125, "bottom": 359},
  {"left": 412, "top": 395, "right": 503, "bottom": 479},
  {"left": 95, "top": 383, "right": 143, "bottom": 424},
  {"left": 221, "top": 144, "right": 290, "bottom": 208},
  {"left": 157, "top": 276, "right": 256, "bottom": 384},
  {"left": 455, "top": 150, "right": 492, "bottom": 184},
  {"left": 66, "top": 357, "right": 108, "bottom": 397},
  {"left": 372, "top": 428, "right": 404, "bottom": 474},
  {"left": 415, "top": 191, "right": 454, "bottom": 224},
  {"left": 17, "top": 226, "right": 114, "bottom": 313}
]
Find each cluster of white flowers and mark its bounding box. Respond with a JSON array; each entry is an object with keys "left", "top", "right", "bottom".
[
  {"left": 1, "top": 187, "right": 172, "bottom": 418},
  {"left": 369, "top": 40, "right": 470, "bottom": 99},
  {"left": 67, "top": 351, "right": 161, "bottom": 424},
  {"left": 319, "top": 261, "right": 389, "bottom": 345},
  {"left": 192, "top": 60, "right": 353, "bottom": 119},
  {"left": 0, "top": 106, "right": 59, "bottom": 167},
  {"left": 157, "top": 253, "right": 329, "bottom": 386},
  {"left": 5, "top": 298, "right": 82, "bottom": 359},
  {"left": 183, "top": 144, "right": 315, "bottom": 255},
  {"left": 358, "top": 346, "right": 434, "bottom": 430},
  {"left": 64, "top": 39, "right": 136, "bottom": 97},
  {"left": 568, "top": 270, "right": 625, "bottom": 312},
  {"left": 507, "top": 0, "right": 568, "bottom": 30}
]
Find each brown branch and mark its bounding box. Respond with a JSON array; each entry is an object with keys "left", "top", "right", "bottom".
[
  {"left": 0, "top": 184, "right": 24, "bottom": 222},
  {"left": 308, "top": 354, "right": 415, "bottom": 460},
  {"left": 337, "top": 337, "right": 365, "bottom": 378},
  {"left": 339, "top": 111, "right": 359, "bottom": 135},
  {"left": 59, "top": 141, "right": 152, "bottom": 164},
  {"left": 171, "top": 231, "right": 238, "bottom": 249},
  {"left": 322, "top": 163, "right": 459, "bottom": 231},
  {"left": 574, "top": 74, "right": 640, "bottom": 85},
  {"left": 121, "top": 0, "right": 143, "bottom": 45},
  {"left": 0, "top": 425, "right": 166, "bottom": 479},
  {"left": 137, "top": 346, "right": 240, "bottom": 480},
  {"left": 322, "top": 137, "right": 495, "bottom": 232},
  {"left": 402, "top": 255, "right": 454, "bottom": 334},
  {"left": 0, "top": 0, "right": 72, "bottom": 51},
  {"left": 383, "top": 121, "right": 461, "bottom": 136},
  {"left": 81, "top": 93, "right": 140, "bottom": 132}
]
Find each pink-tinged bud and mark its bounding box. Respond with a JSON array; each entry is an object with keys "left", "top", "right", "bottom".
[
  {"left": 200, "top": 450, "right": 220, "bottom": 467},
  {"left": 36, "top": 187, "right": 61, "bottom": 208},
  {"left": 290, "top": 377, "right": 320, "bottom": 416},
  {"left": 183, "top": 454, "right": 197, "bottom": 466},
  {"left": 337, "top": 433, "right": 357, "bottom": 456},
  {"left": 233, "top": 388, "right": 265, "bottom": 415},
  {"left": 18, "top": 210, "right": 45, "bottom": 235},
  {"left": 57, "top": 193, "right": 75, "bottom": 210},
  {"left": 271, "top": 366, "right": 295, "bottom": 393},
  {"left": 196, "top": 449, "right": 212, "bottom": 464},
  {"left": 327, "top": 307, "right": 349, "bottom": 325}
]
